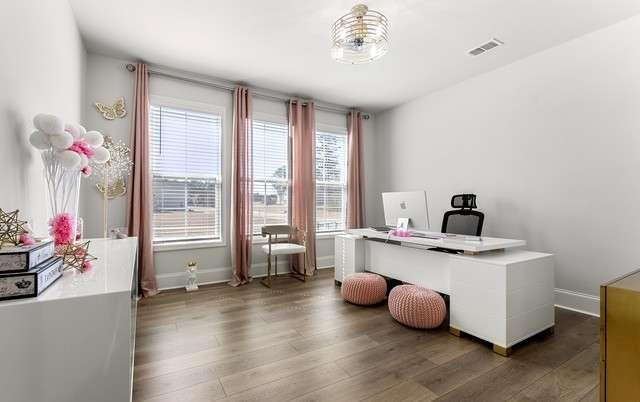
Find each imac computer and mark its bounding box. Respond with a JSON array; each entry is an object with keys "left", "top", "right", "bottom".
[{"left": 382, "top": 191, "right": 430, "bottom": 231}]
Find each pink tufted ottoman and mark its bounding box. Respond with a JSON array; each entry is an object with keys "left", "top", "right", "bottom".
[
  {"left": 341, "top": 273, "right": 387, "bottom": 306},
  {"left": 388, "top": 285, "right": 446, "bottom": 329}
]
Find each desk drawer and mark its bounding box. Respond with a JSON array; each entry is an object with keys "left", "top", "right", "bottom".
[{"left": 365, "top": 242, "right": 451, "bottom": 294}]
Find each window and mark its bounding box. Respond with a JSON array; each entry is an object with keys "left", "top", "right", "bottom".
[
  {"left": 252, "top": 119, "right": 289, "bottom": 234},
  {"left": 315, "top": 129, "right": 348, "bottom": 233},
  {"left": 150, "top": 104, "right": 222, "bottom": 242}
]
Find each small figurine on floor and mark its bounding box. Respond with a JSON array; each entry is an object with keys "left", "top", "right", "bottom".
[{"left": 186, "top": 261, "right": 198, "bottom": 292}]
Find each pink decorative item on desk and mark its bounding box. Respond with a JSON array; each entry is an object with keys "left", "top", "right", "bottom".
[
  {"left": 18, "top": 233, "right": 34, "bottom": 246},
  {"left": 49, "top": 213, "right": 75, "bottom": 246},
  {"left": 390, "top": 229, "right": 411, "bottom": 237},
  {"left": 81, "top": 259, "right": 93, "bottom": 272},
  {"left": 28, "top": 113, "right": 110, "bottom": 245}
]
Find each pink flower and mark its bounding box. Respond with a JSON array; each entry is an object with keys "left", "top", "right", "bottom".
[
  {"left": 81, "top": 260, "right": 92, "bottom": 272},
  {"left": 68, "top": 139, "right": 95, "bottom": 159},
  {"left": 19, "top": 233, "right": 35, "bottom": 246},
  {"left": 49, "top": 213, "right": 75, "bottom": 246},
  {"left": 81, "top": 165, "right": 92, "bottom": 176}
]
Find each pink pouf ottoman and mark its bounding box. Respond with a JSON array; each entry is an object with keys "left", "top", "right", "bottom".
[
  {"left": 388, "top": 285, "right": 446, "bottom": 329},
  {"left": 341, "top": 273, "right": 387, "bottom": 306}
]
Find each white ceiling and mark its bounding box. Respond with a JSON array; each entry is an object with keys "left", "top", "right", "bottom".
[{"left": 69, "top": 0, "right": 640, "bottom": 111}]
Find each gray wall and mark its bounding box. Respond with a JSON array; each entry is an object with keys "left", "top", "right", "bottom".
[
  {"left": 372, "top": 15, "right": 640, "bottom": 315},
  {"left": 81, "top": 53, "right": 377, "bottom": 288},
  {"left": 0, "top": 0, "right": 86, "bottom": 235}
]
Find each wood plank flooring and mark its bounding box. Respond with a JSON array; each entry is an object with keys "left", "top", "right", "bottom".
[{"left": 133, "top": 269, "right": 599, "bottom": 402}]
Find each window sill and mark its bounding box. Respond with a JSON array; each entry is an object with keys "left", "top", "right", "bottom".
[
  {"left": 317, "top": 231, "right": 345, "bottom": 239},
  {"left": 153, "top": 239, "right": 226, "bottom": 252}
]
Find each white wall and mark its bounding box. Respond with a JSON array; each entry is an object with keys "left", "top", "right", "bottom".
[
  {"left": 373, "top": 15, "right": 640, "bottom": 315},
  {"left": 81, "top": 53, "right": 376, "bottom": 288},
  {"left": 0, "top": 0, "right": 85, "bottom": 235},
  {"left": 80, "top": 54, "right": 133, "bottom": 235}
]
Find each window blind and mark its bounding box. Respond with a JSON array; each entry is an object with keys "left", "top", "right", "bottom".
[
  {"left": 149, "top": 105, "right": 222, "bottom": 242},
  {"left": 315, "top": 130, "right": 348, "bottom": 232},
  {"left": 252, "top": 119, "right": 289, "bottom": 234}
]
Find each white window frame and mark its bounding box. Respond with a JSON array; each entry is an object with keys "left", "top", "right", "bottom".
[
  {"left": 149, "top": 95, "right": 228, "bottom": 250},
  {"left": 315, "top": 123, "right": 348, "bottom": 235},
  {"left": 251, "top": 112, "right": 290, "bottom": 240}
]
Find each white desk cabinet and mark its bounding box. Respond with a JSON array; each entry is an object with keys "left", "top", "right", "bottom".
[
  {"left": 447, "top": 249, "right": 554, "bottom": 353},
  {"left": 334, "top": 234, "right": 365, "bottom": 285},
  {"left": 337, "top": 230, "right": 554, "bottom": 355},
  {"left": 0, "top": 238, "right": 138, "bottom": 402}
]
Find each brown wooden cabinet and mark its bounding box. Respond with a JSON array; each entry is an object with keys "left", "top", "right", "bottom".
[{"left": 600, "top": 269, "right": 640, "bottom": 401}]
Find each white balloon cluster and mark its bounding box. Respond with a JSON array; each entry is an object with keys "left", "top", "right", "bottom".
[{"left": 29, "top": 114, "right": 110, "bottom": 173}]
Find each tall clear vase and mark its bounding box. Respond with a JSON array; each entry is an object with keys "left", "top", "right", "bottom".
[{"left": 42, "top": 151, "right": 81, "bottom": 245}]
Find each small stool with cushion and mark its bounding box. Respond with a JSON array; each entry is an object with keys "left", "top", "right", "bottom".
[
  {"left": 341, "top": 273, "right": 387, "bottom": 306},
  {"left": 388, "top": 285, "right": 446, "bottom": 329}
]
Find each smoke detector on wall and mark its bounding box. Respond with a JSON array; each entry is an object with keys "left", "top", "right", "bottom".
[{"left": 468, "top": 38, "right": 504, "bottom": 56}]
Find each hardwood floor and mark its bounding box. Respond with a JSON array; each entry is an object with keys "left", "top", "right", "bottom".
[{"left": 133, "top": 269, "right": 599, "bottom": 402}]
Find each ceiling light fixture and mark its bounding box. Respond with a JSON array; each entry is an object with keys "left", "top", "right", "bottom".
[{"left": 331, "top": 4, "right": 390, "bottom": 65}]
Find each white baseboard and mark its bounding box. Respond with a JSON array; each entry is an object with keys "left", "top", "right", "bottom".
[
  {"left": 554, "top": 288, "right": 600, "bottom": 317},
  {"left": 156, "top": 255, "right": 334, "bottom": 291},
  {"left": 158, "top": 270, "right": 601, "bottom": 318}
]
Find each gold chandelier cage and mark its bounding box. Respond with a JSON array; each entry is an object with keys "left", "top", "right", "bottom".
[{"left": 331, "top": 4, "right": 390, "bottom": 64}]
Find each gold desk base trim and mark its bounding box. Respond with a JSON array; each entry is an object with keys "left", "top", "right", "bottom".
[
  {"left": 493, "top": 344, "right": 512, "bottom": 357},
  {"left": 448, "top": 325, "right": 554, "bottom": 357}
]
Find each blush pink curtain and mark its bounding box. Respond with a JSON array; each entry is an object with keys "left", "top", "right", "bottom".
[
  {"left": 347, "top": 110, "right": 364, "bottom": 229},
  {"left": 229, "top": 87, "right": 253, "bottom": 286},
  {"left": 289, "top": 100, "right": 316, "bottom": 276},
  {"left": 127, "top": 62, "right": 158, "bottom": 297}
]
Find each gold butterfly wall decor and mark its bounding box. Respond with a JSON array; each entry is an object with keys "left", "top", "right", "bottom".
[{"left": 94, "top": 97, "right": 127, "bottom": 120}]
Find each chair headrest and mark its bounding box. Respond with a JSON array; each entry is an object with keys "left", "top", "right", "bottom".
[{"left": 451, "top": 194, "right": 478, "bottom": 209}]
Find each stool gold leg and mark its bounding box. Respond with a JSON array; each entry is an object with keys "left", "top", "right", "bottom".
[{"left": 449, "top": 327, "right": 461, "bottom": 337}]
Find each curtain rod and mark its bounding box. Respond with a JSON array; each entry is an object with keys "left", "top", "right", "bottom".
[{"left": 126, "top": 63, "right": 370, "bottom": 119}]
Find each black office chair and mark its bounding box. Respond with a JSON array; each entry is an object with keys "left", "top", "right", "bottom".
[{"left": 441, "top": 194, "right": 484, "bottom": 236}]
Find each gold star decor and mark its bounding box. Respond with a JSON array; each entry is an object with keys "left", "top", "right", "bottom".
[
  {"left": 0, "top": 208, "right": 27, "bottom": 249},
  {"left": 60, "top": 240, "right": 97, "bottom": 272}
]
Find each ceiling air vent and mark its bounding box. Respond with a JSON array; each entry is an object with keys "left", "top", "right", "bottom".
[{"left": 468, "top": 38, "right": 504, "bottom": 56}]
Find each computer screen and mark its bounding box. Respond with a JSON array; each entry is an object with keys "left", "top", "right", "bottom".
[{"left": 382, "top": 191, "right": 430, "bottom": 230}]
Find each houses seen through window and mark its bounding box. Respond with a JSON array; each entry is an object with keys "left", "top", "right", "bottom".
[{"left": 149, "top": 104, "right": 222, "bottom": 242}]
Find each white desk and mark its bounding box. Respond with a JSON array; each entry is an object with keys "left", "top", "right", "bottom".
[
  {"left": 0, "top": 238, "right": 138, "bottom": 402},
  {"left": 348, "top": 228, "right": 526, "bottom": 253},
  {"left": 335, "top": 229, "right": 554, "bottom": 355}
]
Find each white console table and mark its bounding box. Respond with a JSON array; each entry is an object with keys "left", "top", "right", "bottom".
[
  {"left": 0, "top": 238, "right": 138, "bottom": 402},
  {"left": 335, "top": 229, "right": 554, "bottom": 355}
]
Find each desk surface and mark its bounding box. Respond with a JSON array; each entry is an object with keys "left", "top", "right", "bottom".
[{"left": 349, "top": 228, "right": 526, "bottom": 253}]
